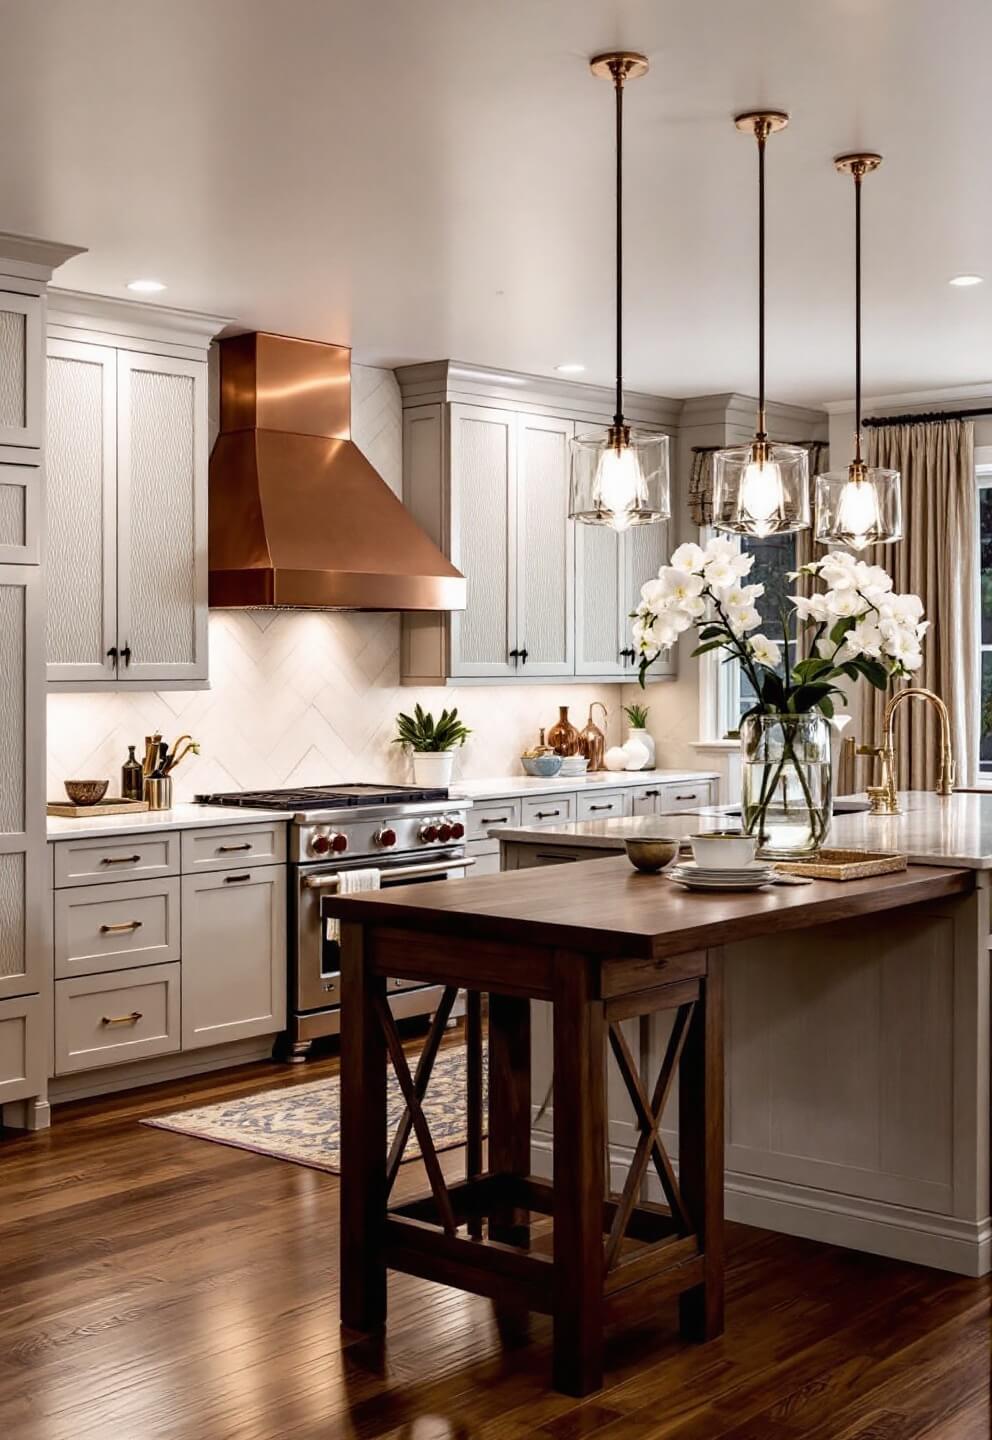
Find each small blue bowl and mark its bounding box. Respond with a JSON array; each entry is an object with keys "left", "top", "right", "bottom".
[{"left": 521, "top": 754, "right": 563, "bottom": 778}]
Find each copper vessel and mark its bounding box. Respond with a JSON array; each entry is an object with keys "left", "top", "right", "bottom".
[
  {"left": 547, "top": 706, "right": 581, "bottom": 757},
  {"left": 578, "top": 702, "right": 608, "bottom": 772}
]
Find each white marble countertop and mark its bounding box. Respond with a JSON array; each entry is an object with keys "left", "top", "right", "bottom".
[
  {"left": 450, "top": 769, "right": 718, "bottom": 801},
  {"left": 46, "top": 802, "right": 294, "bottom": 843},
  {"left": 494, "top": 792, "right": 992, "bottom": 870}
]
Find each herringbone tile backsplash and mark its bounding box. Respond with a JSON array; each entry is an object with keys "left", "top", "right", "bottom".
[{"left": 47, "top": 364, "right": 623, "bottom": 800}]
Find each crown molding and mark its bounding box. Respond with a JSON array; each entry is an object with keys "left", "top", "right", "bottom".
[
  {"left": 823, "top": 380, "right": 992, "bottom": 414},
  {"left": 395, "top": 359, "right": 681, "bottom": 429},
  {"left": 48, "top": 288, "right": 232, "bottom": 352},
  {"left": 0, "top": 232, "right": 86, "bottom": 283}
]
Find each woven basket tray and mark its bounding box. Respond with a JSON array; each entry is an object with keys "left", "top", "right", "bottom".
[{"left": 775, "top": 848, "right": 907, "bottom": 881}]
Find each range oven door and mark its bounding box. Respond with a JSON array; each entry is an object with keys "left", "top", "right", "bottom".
[{"left": 294, "top": 849, "right": 471, "bottom": 1016}]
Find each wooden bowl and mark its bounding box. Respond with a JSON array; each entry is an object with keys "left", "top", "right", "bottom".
[
  {"left": 64, "top": 779, "right": 109, "bottom": 807},
  {"left": 623, "top": 836, "right": 679, "bottom": 874}
]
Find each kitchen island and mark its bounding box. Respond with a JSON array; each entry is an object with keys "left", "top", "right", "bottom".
[
  {"left": 496, "top": 790, "right": 992, "bottom": 1278},
  {"left": 326, "top": 851, "right": 981, "bottom": 1395}
]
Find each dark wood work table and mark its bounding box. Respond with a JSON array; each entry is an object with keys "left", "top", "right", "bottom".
[{"left": 324, "top": 856, "right": 973, "bottom": 1396}]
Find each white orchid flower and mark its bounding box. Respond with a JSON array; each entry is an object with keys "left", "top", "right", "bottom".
[
  {"left": 824, "top": 588, "right": 866, "bottom": 619},
  {"left": 749, "top": 633, "right": 782, "bottom": 668},
  {"left": 792, "top": 593, "right": 829, "bottom": 623},
  {"left": 703, "top": 557, "right": 738, "bottom": 590},
  {"left": 727, "top": 604, "right": 763, "bottom": 636},
  {"left": 656, "top": 567, "right": 706, "bottom": 604},
  {"left": 841, "top": 618, "right": 883, "bottom": 660},
  {"left": 670, "top": 542, "right": 706, "bottom": 574},
  {"left": 703, "top": 536, "right": 738, "bottom": 562}
]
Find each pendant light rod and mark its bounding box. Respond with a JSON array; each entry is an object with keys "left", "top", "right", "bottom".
[
  {"left": 834, "top": 153, "right": 882, "bottom": 469},
  {"left": 590, "top": 51, "right": 648, "bottom": 436},
  {"left": 734, "top": 111, "right": 789, "bottom": 442}
]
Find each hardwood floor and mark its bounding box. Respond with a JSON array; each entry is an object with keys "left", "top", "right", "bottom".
[{"left": 0, "top": 1043, "right": 989, "bottom": 1440}]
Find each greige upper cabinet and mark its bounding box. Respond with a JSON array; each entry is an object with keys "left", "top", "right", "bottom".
[
  {"left": 45, "top": 294, "right": 225, "bottom": 689},
  {"left": 397, "top": 362, "right": 677, "bottom": 685},
  {"left": 0, "top": 290, "right": 42, "bottom": 448}
]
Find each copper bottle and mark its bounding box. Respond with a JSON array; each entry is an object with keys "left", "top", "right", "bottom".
[
  {"left": 579, "top": 702, "right": 608, "bottom": 772},
  {"left": 547, "top": 705, "right": 581, "bottom": 757}
]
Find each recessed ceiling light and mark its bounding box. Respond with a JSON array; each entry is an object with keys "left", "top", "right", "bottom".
[
  {"left": 126, "top": 278, "right": 167, "bottom": 293},
  {"left": 555, "top": 363, "right": 586, "bottom": 374},
  {"left": 949, "top": 274, "right": 983, "bottom": 287}
]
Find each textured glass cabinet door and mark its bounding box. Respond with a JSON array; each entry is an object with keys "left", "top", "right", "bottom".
[
  {"left": 448, "top": 403, "right": 518, "bottom": 677},
  {"left": 516, "top": 414, "right": 575, "bottom": 677},
  {"left": 0, "top": 291, "right": 42, "bottom": 448},
  {"left": 116, "top": 351, "right": 208, "bottom": 681},
  {"left": 0, "top": 566, "right": 44, "bottom": 1003},
  {"left": 624, "top": 519, "right": 675, "bottom": 678},
  {"left": 45, "top": 340, "right": 118, "bottom": 681}
]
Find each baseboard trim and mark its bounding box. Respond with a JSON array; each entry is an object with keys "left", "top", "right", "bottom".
[
  {"left": 49, "top": 1036, "right": 279, "bottom": 1105},
  {"left": 530, "top": 1132, "right": 991, "bottom": 1277}
]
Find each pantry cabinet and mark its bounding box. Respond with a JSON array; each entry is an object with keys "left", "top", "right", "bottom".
[
  {"left": 398, "top": 363, "right": 677, "bottom": 684},
  {"left": 45, "top": 338, "right": 209, "bottom": 685}
]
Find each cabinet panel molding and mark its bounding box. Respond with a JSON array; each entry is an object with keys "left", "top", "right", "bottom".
[
  {"left": 448, "top": 403, "right": 517, "bottom": 677},
  {"left": 516, "top": 414, "right": 574, "bottom": 676},
  {"left": 0, "top": 291, "right": 42, "bottom": 448}
]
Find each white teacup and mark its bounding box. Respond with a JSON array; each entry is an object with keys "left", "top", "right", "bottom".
[{"left": 690, "top": 831, "right": 758, "bottom": 870}]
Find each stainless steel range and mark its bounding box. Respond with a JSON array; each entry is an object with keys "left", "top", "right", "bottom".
[{"left": 196, "top": 784, "right": 473, "bottom": 1061}]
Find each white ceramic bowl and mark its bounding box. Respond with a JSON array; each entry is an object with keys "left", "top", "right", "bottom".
[
  {"left": 690, "top": 831, "right": 758, "bottom": 870},
  {"left": 560, "top": 756, "right": 589, "bottom": 775}
]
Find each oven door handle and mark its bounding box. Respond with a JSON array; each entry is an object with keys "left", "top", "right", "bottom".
[{"left": 304, "top": 857, "right": 475, "bottom": 890}]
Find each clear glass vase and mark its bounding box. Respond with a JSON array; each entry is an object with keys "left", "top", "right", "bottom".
[{"left": 740, "top": 713, "right": 833, "bottom": 858}]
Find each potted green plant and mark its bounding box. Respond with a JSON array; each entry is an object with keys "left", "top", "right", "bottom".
[
  {"left": 394, "top": 704, "right": 472, "bottom": 787},
  {"left": 622, "top": 702, "right": 654, "bottom": 770}
]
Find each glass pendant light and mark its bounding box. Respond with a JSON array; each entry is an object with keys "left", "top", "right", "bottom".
[
  {"left": 569, "top": 52, "right": 670, "bottom": 531},
  {"left": 815, "top": 154, "right": 902, "bottom": 550},
  {"left": 713, "top": 112, "right": 810, "bottom": 538}
]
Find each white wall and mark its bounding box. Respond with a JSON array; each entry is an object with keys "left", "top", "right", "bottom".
[{"left": 46, "top": 364, "right": 622, "bottom": 801}]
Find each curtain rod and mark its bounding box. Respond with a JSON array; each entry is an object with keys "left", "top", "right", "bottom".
[
  {"left": 863, "top": 406, "right": 992, "bottom": 428},
  {"left": 691, "top": 440, "right": 822, "bottom": 453}
]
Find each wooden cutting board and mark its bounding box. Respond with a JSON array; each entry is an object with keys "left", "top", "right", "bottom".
[{"left": 47, "top": 798, "right": 150, "bottom": 818}]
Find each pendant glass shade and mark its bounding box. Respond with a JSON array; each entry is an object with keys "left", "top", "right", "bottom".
[
  {"left": 712, "top": 441, "right": 810, "bottom": 537},
  {"left": 569, "top": 428, "right": 670, "bottom": 530},
  {"left": 814, "top": 466, "right": 902, "bottom": 551}
]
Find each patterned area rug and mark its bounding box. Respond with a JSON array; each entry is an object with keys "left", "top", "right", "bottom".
[{"left": 143, "top": 1045, "right": 485, "bottom": 1175}]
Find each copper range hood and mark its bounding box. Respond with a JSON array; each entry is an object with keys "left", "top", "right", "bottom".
[{"left": 209, "top": 332, "right": 465, "bottom": 610}]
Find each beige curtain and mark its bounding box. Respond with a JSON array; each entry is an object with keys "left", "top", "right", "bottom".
[{"left": 849, "top": 419, "right": 977, "bottom": 789}]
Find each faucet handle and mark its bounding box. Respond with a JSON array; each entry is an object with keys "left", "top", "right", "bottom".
[{"left": 856, "top": 743, "right": 884, "bottom": 759}]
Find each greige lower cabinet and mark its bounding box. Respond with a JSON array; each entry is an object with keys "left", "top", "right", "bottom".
[
  {"left": 50, "top": 822, "right": 288, "bottom": 1080},
  {"left": 180, "top": 865, "right": 287, "bottom": 1050}
]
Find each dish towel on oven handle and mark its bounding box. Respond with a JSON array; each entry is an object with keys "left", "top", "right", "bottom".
[{"left": 325, "top": 867, "right": 381, "bottom": 944}]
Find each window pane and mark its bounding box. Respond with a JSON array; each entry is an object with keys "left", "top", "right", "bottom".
[
  {"left": 738, "top": 533, "right": 798, "bottom": 719},
  {"left": 982, "top": 651, "right": 992, "bottom": 774},
  {"left": 981, "top": 487, "right": 992, "bottom": 644}
]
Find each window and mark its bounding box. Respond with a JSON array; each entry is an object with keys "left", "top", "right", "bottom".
[
  {"left": 702, "top": 528, "right": 800, "bottom": 739},
  {"left": 978, "top": 465, "right": 992, "bottom": 772}
]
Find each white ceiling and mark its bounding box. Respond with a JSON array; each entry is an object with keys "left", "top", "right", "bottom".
[{"left": 3, "top": 0, "right": 991, "bottom": 406}]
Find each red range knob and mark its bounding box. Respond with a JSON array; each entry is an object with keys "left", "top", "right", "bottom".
[
  {"left": 376, "top": 827, "right": 397, "bottom": 848},
  {"left": 310, "top": 833, "right": 331, "bottom": 855},
  {"left": 450, "top": 820, "right": 465, "bottom": 840},
  {"left": 331, "top": 832, "right": 348, "bottom": 853},
  {"left": 437, "top": 822, "right": 453, "bottom": 843},
  {"left": 419, "top": 823, "right": 439, "bottom": 843}
]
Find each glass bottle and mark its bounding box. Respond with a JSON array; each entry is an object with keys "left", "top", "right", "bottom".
[{"left": 121, "top": 745, "right": 144, "bottom": 801}]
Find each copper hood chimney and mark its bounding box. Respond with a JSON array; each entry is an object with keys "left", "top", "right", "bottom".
[{"left": 208, "top": 332, "right": 465, "bottom": 610}]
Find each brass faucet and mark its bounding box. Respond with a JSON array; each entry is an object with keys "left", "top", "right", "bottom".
[{"left": 857, "top": 687, "right": 955, "bottom": 815}]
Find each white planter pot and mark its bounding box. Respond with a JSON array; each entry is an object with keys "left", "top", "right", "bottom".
[
  {"left": 626, "top": 728, "right": 655, "bottom": 769},
  {"left": 412, "top": 751, "right": 455, "bottom": 787}
]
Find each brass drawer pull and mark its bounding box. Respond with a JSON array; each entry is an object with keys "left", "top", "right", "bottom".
[
  {"left": 100, "top": 854, "right": 142, "bottom": 866},
  {"left": 101, "top": 1011, "right": 143, "bottom": 1027},
  {"left": 99, "top": 920, "right": 143, "bottom": 934},
  {"left": 224, "top": 872, "right": 251, "bottom": 884},
  {"left": 535, "top": 809, "right": 561, "bottom": 819},
  {"left": 218, "top": 842, "right": 252, "bottom": 853}
]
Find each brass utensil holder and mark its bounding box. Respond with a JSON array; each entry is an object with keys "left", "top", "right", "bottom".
[{"left": 144, "top": 776, "right": 173, "bottom": 811}]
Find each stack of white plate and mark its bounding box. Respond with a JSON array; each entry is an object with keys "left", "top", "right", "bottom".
[{"left": 667, "top": 859, "right": 775, "bottom": 892}]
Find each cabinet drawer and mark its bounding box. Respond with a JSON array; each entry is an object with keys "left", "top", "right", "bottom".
[
  {"left": 576, "top": 789, "right": 627, "bottom": 821},
  {"left": 54, "top": 877, "right": 180, "bottom": 978},
  {"left": 629, "top": 783, "right": 666, "bottom": 816},
  {"left": 181, "top": 823, "right": 287, "bottom": 873},
  {"left": 658, "top": 781, "right": 715, "bottom": 812},
  {"left": 55, "top": 963, "right": 181, "bottom": 1074},
  {"left": 521, "top": 794, "right": 575, "bottom": 828},
  {"left": 0, "top": 993, "right": 44, "bottom": 1105},
  {"left": 466, "top": 799, "right": 520, "bottom": 841},
  {"left": 53, "top": 832, "right": 180, "bottom": 888}
]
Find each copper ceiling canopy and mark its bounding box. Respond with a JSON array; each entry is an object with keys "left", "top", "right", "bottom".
[{"left": 208, "top": 332, "right": 466, "bottom": 610}]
